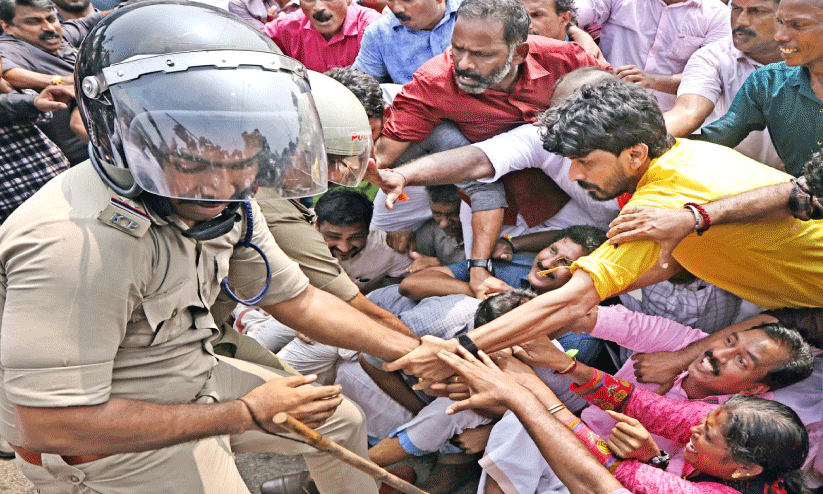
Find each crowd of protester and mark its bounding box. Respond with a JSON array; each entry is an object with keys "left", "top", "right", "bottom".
[{"left": 0, "top": 0, "right": 822, "bottom": 493}]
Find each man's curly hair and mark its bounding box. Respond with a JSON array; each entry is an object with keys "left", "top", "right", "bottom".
[
  {"left": 540, "top": 79, "right": 675, "bottom": 159},
  {"left": 802, "top": 151, "right": 823, "bottom": 198}
]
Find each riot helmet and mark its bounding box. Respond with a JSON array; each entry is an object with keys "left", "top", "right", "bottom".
[
  {"left": 76, "top": 0, "right": 328, "bottom": 202},
  {"left": 306, "top": 70, "right": 372, "bottom": 187}
]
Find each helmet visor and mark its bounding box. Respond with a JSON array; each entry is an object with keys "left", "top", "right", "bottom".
[
  {"left": 111, "top": 65, "right": 327, "bottom": 201},
  {"left": 324, "top": 127, "right": 372, "bottom": 187}
]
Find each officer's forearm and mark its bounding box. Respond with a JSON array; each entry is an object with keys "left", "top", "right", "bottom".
[
  {"left": 347, "top": 292, "right": 416, "bottom": 338},
  {"left": 265, "top": 285, "right": 419, "bottom": 362},
  {"left": 14, "top": 398, "right": 251, "bottom": 455}
]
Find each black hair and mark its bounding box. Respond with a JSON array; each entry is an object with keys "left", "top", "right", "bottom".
[
  {"left": 0, "top": 0, "right": 55, "bottom": 23},
  {"left": 553, "top": 0, "right": 576, "bottom": 24},
  {"left": 802, "top": 151, "right": 823, "bottom": 198},
  {"left": 553, "top": 225, "right": 607, "bottom": 256},
  {"left": 314, "top": 187, "right": 373, "bottom": 227},
  {"left": 324, "top": 67, "right": 385, "bottom": 121},
  {"left": 745, "top": 322, "right": 814, "bottom": 390},
  {"left": 540, "top": 79, "right": 675, "bottom": 159},
  {"left": 425, "top": 184, "right": 460, "bottom": 205},
  {"left": 720, "top": 396, "right": 810, "bottom": 494},
  {"left": 455, "top": 0, "right": 530, "bottom": 48},
  {"left": 475, "top": 288, "right": 537, "bottom": 327}
]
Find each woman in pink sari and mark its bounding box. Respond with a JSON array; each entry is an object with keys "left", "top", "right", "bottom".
[{"left": 438, "top": 347, "right": 809, "bottom": 494}]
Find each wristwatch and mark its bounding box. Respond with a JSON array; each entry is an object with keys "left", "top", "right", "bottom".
[
  {"left": 648, "top": 451, "right": 670, "bottom": 470},
  {"left": 466, "top": 258, "right": 494, "bottom": 275},
  {"left": 457, "top": 333, "right": 480, "bottom": 358}
]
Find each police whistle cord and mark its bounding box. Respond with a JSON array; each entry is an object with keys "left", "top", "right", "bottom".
[{"left": 273, "top": 413, "right": 431, "bottom": 494}]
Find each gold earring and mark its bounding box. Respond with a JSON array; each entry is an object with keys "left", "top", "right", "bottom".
[{"left": 731, "top": 472, "right": 741, "bottom": 479}]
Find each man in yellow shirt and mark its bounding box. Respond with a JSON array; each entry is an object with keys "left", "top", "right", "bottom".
[{"left": 380, "top": 79, "right": 823, "bottom": 385}]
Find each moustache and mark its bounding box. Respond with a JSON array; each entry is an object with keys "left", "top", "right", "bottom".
[
  {"left": 733, "top": 27, "right": 756, "bottom": 37},
  {"left": 703, "top": 350, "right": 721, "bottom": 376},
  {"left": 394, "top": 12, "right": 411, "bottom": 22},
  {"left": 453, "top": 67, "right": 484, "bottom": 82},
  {"left": 39, "top": 31, "right": 60, "bottom": 41},
  {"left": 312, "top": 11, "right": 333, "bottom": 22},
  {"left": 577, "top": 180, "right": 603, "bottom": 193}
]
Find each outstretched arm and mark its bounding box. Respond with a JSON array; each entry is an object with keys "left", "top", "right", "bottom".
[
  {"left": 438, "top": 348, "right": 627, "bottom": 494},
  {"left": 368, "top": 145, "right": 495, "bottom": 209},
  {"left": 384, "top": 269, "right": 600, "bottom": 384},
  {"left": 263, "top": 284, "right": 419, "bottom": 363},
  {"left": 607, "top": 181, "right": 794, "bottom": 267},
  {"left": 663, "top": 94, "right": 715, "bottom": 137},
  {"left": 398, "top": 266, "right": 480, "bottom": 300}
]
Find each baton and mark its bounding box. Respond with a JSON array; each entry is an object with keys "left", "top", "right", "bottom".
[{"left": 273, "top": 413, "right": 430, "bottom": 494}]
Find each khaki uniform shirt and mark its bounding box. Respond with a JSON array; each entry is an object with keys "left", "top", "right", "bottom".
[{"left": 0, "top": 162, "right": 308, "bottom": 443}]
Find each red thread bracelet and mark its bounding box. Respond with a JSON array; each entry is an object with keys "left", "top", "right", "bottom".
[{"left": 684, "top": 202, "right": 712, "bottom": 234}]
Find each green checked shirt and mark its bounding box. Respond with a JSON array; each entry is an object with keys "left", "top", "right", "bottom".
[{"left": 695, "top": 63, "right": 823, "bottom": 177}]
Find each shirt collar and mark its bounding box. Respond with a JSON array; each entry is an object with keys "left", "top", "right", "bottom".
[
  {"left": 390, "top": 0, "right": 459, "bottom": 31},
  {"left": 729, "top": 45, "right": 764, "bottom": 68},
  {"left": 518, "top": 41, "right": 551, "bottom": 82},
  {"left": 786, "top": 64, "right": 810, "bottom": 88}
]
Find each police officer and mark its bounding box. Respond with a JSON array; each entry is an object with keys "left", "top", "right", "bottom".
[{"left": 0, "top": 2, "right": 419, "bottom": 493}]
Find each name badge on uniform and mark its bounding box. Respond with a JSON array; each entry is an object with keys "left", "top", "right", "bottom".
[{"left": 98, "top": 198, "right": 152, "bottom": 238}]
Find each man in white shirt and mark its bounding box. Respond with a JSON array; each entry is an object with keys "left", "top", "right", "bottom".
[
  {"left": 315, "top": 188, "right": 413, "bottom": 292},
  {"left": 575, "top": 0, "right": 731, "bottom": 110},
  {"left": 663, "top": 0, "right": 783, "bottom": 168}
]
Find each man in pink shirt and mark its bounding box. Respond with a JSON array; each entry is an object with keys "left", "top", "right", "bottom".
[
  {"left": 261, "top": 0, "right": 381, "bottom": 73},
  {"left": 575, "top": 0, "right": 731, "bottom": 111},
  {"left": 479, "top": 305, "right": 814, "bottom": 494}
]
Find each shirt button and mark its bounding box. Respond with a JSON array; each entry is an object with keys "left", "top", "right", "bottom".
[
  {"left": 69, "top": 475, "right": 80, "bottom": 483},
  {"left": 171, "top": 309, "right": 178, "bottom": 317}
]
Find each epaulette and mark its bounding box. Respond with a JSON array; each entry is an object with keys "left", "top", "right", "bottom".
[{"left": 97, "top": 196, "right": 152, "bottom": 238}]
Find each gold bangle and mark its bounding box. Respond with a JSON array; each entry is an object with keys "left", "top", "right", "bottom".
[
  {"left": 50, "top": 75, "right": 63, "bottom": 86},
  {"left": 554, "top": 356, "right": 577, "bottom": 375},
  {"left": 547, "top": 404, "right": 566, "bottom": 415}
]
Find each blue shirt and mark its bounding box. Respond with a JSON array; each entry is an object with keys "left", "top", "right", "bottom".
[
  {"left": 696, "top": 63, "right": 823, "bottom": 177},
  {"left": 447, "top": 252, "right": 535, "bottom": 290},
  {"left": 352, "top": 0, "right": 460, "bottom": 84}
]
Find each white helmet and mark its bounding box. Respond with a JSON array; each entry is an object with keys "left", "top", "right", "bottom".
[{"left": 307, "top": 70, "right": 373, "bottom": 187}]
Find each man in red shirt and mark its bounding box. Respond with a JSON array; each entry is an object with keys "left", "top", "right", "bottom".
[
  {"left": 261, "top": 0, "right": 380, "bottom": 73},
  {"left": 374, "top": 0, "right": 610, "bottom": 297}
]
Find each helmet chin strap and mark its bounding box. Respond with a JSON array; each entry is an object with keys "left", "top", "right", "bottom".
[
  {"left": 180, "top": 202, "right": 242, "bottom": 241},
  {"left": 144, "top": 197, "right": 273, "bottom": 305},
  {"left": 90, "top": 144, "right": 144, "bottom": 198}
]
